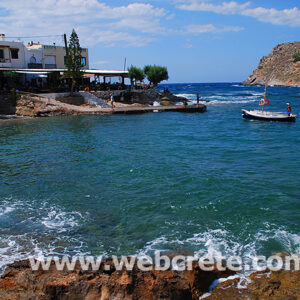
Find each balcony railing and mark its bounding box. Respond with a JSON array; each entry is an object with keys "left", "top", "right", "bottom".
[
  {"left": 0, "top": 58, "right": 11, "bottom": 63},
  {"left": 28, "top": 63, "right": 43, "bottom": 69},
  {"left": 45, "top": 64, "right": 57, "bottom": 69}
]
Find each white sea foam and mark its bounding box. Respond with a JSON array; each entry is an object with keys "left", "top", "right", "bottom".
[
  {"left": 197, "top": 99, "right": 257, "bottom": 106},
  {"left": 0, "top": 197, "right": 90, "bottom": 274},
  {"left": 175, "top": 92, "right": 260, "bottom": 106},
  {"left": 41, "top": 210, "right": 84, "bottom": 233},
  {"left": 0, "top": 206, "right": 15, "bottom": 216},
  {"left": 136, "top": 224, "right": 300, "bottom": 270},
  {"left": 175, "top": 93, "right": 195, "bottom": 100}
]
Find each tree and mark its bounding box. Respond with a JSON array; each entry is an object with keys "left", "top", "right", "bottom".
[
  {"left": 128, "top": 65, "right": 145, "bottom": 86},
  {"left": 65, "top": 29, "right": 83, "bottom": 95},
  {"left": 143, "top": 65, "right": 169, "bottom": 86}
]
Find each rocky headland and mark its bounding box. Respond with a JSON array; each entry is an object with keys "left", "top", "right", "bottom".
[
  {"left": 0, "top": 258, "right": 299, "bottom": 299},
  {"left": 242, "top": 42, "right": 300, "bottom": 87}
]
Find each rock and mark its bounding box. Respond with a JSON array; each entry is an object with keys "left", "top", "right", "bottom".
[
  {"left": 1, "top": 258, "right": 299, "bottom": 299},
  {"left": 242, "top": 42, "right": 300, "bottom": 86},
  {"left": 56, "top": 95, "right": 85, "bottom": 106},
  {"left": 0, "top": 258, "right": 236, "bottom": 300},
  {"left": 206, "top": 270, "right": 300, "bottom": 299},
  {"left": 160, "top": 100, "right": 176, "bottom": 106},
  {"left": 92, "top": 89, "right": 184, "bottom": 105},
  {"left": 0, "top": 259, "right": 190, "bottom": 300}
]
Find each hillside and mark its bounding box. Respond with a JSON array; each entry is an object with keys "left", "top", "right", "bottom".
[{"left": 242, "top": 42, "right": 300, "bottom": 86}]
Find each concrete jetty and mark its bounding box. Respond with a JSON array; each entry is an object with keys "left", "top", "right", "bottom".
[{"left": 112, "top": 104, "right": 206, "bottom": 114}]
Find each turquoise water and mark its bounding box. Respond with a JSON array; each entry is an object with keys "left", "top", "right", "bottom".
[{"left": 0, "top": 83, "right": 299, "bottom": 271}]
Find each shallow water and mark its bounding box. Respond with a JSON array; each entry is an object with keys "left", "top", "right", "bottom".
[{"left": 0, "top": 83, "right": 299, "bottom": 271}]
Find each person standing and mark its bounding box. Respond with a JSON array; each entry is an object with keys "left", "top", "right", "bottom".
[
  {"left": 287, "top": 103, "right": 291, "bottom": 115},
  {"left": 196, "top": 93, "right": 200, "bottom": 107},
  {"left": 110, "top": 93, "right": 115, "bottom": 109}
]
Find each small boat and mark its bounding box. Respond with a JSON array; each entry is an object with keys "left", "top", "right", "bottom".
[
  {"left": 242, "top": 109, "right": 297, "bottom": 122},
  {"left": 242, "top": 84, "right": 297, "bottom": 122}
]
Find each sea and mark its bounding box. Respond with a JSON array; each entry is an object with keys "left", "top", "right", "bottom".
[{"left": 0, "top": 82, "right": 299, "bottom": 273}]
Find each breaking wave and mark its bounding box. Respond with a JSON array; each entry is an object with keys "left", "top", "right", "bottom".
[
  {"left": 0, "top": 197, "right": 90, "bottom": 273},
  {"left": 175, "top": 92, "right": 262, "bottom": 106},
  {"left": 136, "top": 223, "right": 300, "bottom": 272}
]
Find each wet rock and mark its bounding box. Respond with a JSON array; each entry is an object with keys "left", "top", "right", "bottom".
[
  {"left": 0, "top": 258, "right": 299, "bottom": 299},
  {"left": 206, "top": 270, "right": 300, "bottom": 299},
  {"left": 0, "top": 258, "right": 236, "bottom": 300}
]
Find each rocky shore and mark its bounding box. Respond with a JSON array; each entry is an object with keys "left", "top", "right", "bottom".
[
  {"left": 91, "top": 89, "right": 187, "bottom": 106},
  {"left": 0, "top": 89, "right": 192, "bottom": 119},
  {"left": 242, "top": 42, "right": 300, "bottom": 87},
  {"left": 0, "top": 258, "right": 299, "bottom": 299}
]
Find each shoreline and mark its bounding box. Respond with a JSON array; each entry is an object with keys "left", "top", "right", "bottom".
[
  {"left": 0, "top": 257, "right": 299, "bottom": 299},
  {"left": 10, "top": 91, "right": 206, "bottom": 118}
]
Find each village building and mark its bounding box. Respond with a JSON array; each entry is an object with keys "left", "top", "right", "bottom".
[
  {"left": 0, "top": 34, "right": 128, "bottom": 91},
  {"left": 26, "top": 42, "right": 89, "bottom": 69},
  {"left": 0, "top": 34, "right": 26, "bottom": 69},
  {"left": 0, "top": 34, "right": 89, "bottom": 70}
]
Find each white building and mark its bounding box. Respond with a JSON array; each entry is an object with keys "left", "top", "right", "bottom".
[
  {"left": 0, "top": 34, "right": 26, "bottom": 68},
  {"left": 0, "top": 34, "right": 89, "bottom": 70}
]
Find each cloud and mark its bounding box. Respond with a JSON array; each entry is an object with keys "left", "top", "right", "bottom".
[
  {"left": 177, "top": 0, "right": 300, "bottom": 27},
  {"left": 242, "top": 6, "right": 300, "bottom": 27},
  {"left": 108, "top": 18, "right": 164, "bottom": 34},
  {"left": 178, "top": 0, "right": 250, "bottom": 15},
  {"left": 185, "top": 24, "right": 244, "bottom": 34},
  {"left": 0, "top": 0, "right": 167, "bottom": 47}
]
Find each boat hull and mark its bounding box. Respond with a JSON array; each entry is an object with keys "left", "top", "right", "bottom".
[{"left": 242, "top": 109, "right": 297, "bottom": 122}]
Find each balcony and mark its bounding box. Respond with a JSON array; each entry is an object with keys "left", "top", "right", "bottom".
[
  {"left": 28, "top": 63, "right": 43, "bottom": 69},
  {"left": 45, "top": 64, "right": 57, "bottom": 69},
  {"left": 0, "top": 58, "right": 12, "bottom": 68}
]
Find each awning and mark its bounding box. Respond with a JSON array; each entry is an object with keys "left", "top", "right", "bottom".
[{"left": 0, "top": 67, "right": 129, "bottom": 77}]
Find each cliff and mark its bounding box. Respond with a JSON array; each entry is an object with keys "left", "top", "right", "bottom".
[{"left": 242, "top": 42, "right": 300, "bottom": 86}]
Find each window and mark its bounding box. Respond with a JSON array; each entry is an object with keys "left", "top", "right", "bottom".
[
  {"left": 11, "top": 49, "right": 19, "bottom": 59},
  {"left": 64, "top": 56, "right": 86, "bottom": 66},
  {"left": 0, "top": 49, "right": 4, "bottom": 59}
]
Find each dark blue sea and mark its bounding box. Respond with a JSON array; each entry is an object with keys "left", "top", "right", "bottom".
[{"left": 0, "top": 83, "right": 299, "bottom": 271}]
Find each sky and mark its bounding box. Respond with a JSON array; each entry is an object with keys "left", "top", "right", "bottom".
[{"left": 0, "top": 0, "right": 300, "bottom": 83}]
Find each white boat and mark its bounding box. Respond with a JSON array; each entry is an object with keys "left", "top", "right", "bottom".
[
  {"left": 242, "top": 84, "right": 297, "bottom": 122},
  {"left": 242, "top": 109, "right": 297, "bottom": 122}
]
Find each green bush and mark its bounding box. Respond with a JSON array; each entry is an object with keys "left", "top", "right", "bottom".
[{"left": 293, "top": 52, "right": 300, "bottom": 62}]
